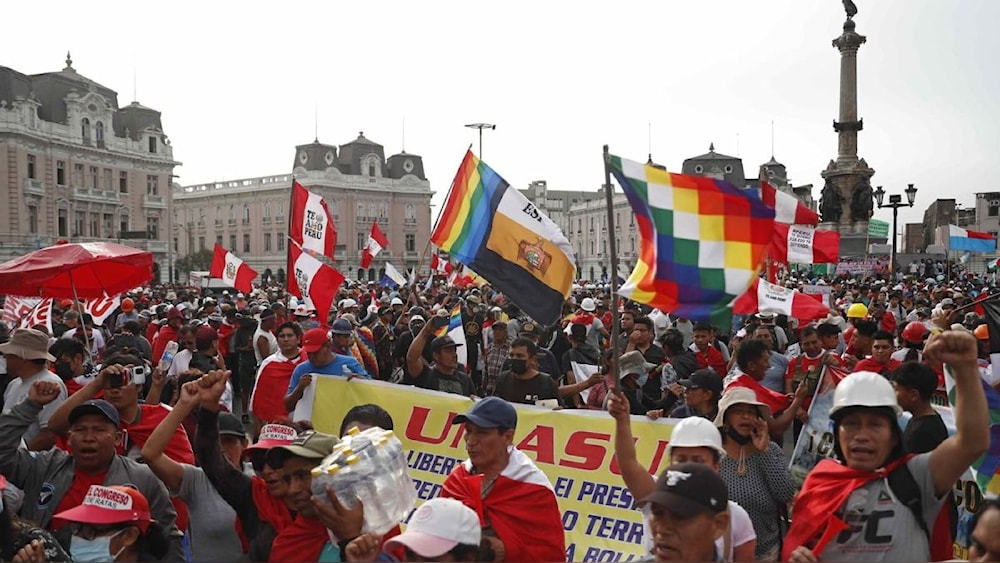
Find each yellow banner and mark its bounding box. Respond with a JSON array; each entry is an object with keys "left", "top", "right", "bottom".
[{"left": 304, "top": 376, "right": 677, "bottom": 561}]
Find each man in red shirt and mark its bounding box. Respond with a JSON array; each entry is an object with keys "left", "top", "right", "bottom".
[
  {"left": 152, "top": 308, "right": 184, "bottom": 365},
  {"left": 692, "top": 323, "right": 726, "bottom": 377},
  {"left": 249, "top": 322, "right": 305, "bottom": 435},
  {"left": 852, "top": 330, "right": 902, "bottom": 376}
]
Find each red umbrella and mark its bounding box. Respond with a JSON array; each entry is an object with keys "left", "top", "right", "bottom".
[{"left": 0, "top": 242, "right": 153, "bottom": 299}]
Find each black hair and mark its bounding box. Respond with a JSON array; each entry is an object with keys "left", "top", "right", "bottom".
[
  {"left": 890, "top": 362, "right": 939, "bottom": 401},
  {"left": 510, "top": 337, "right": 537, "bottom": 355},
  {"left": 735, "top": 338, "right": 769, "bottom": 371},
  {"left": 969, "top": 498, "right": 1000, "bottom": 543},
  {"left": 569, "top": 323, "right": 588, "bottom": 343},
  {"left": 122, "top": 320, "right": 142, "bottom": 335},
  {"left": 799, "top": 326, "right": 818, "bottom": 340},
  {"left": 276, "top": 321, "right": 303, "bottom": 338},
  {"left": 633, "top": 317, "right": 653, "bottom": 332},
  {"left": 816, "top": 323, "right": 841, "bottom": 339},
  {"left": 103, "top": 352, "right": 144, "bottom": 368},
  {"left": 831, "top": 405, "right": 904, "bottom": 464},
  {"left": 692, "top": 322, "right": 714, "bottom": 334},
  {"left": 854, "top": 320, "right": 878, "bottom": 339},
  {"left": 659, "top": 329, "right": 685, "bottom": 355},
  {"left": 133, "top": 520, "right": 171, "bottom": 560},
  {"left": 339, "top": 404, "right": 395, "bottom": 437},
  {"left": 50, "top": 337, "right": 87, "bottom": 360},
  {"left": 872, "top": 330, "right": 894, "bottom": 344}
]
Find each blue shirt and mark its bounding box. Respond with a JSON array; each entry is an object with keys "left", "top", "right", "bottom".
[{"left": 286, "top": 354, "right": 368, "bottom": 395}]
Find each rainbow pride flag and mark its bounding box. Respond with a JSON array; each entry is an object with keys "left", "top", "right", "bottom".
[
  {"left": 431, "top": 151, "right": 575, "bottom": 324},
  {"left": 607, "top": 154, "right": 774, "bottom": 327},
  {"left": 943, "top": 369, "right": 1000, "bottom": 497},
  {"left": 433, "top": 303, "right": 467, "bottom": 368},
  {"left": 434, "top": 303, "right": 464, "bottom": 337}
]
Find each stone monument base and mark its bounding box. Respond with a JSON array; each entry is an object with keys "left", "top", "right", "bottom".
[{"left": 838, "top": 233, "right": 886, "bottom": 256}]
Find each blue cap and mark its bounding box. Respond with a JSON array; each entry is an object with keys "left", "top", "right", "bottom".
[
  {"left": 68, "top": 399, "right": 120, "bottom": 428},
  {"left": 452, "top": 397, "right": 517, "bottom": 429},
  {"left": 330, "top": 318, "right": 354, "bottom": 335}
]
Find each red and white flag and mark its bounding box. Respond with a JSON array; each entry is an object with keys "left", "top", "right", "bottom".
[
  {"left": 760, "top": 182, "right": 819, "bottom": 225},
  {"left": 210, "top": 243, "right": 258, "bottom": 293},
  {"left": 734, "top": 278, "right": 830, "bottom": 321},
  {"left": 287, "top": 243, "right": 345, "bottom": 322},
  {"left": 290, "top": 180, "right": 337, "bottom": 259},
  {"left": 769, "top": 223, "right": 840, "bottom": 264},
  {"left": 83, "top": 294, "right": 122, "bottom": 327},
  {"left": 430, "top": 253, "right": 453, "bottom": 274},
  {"left": 360, "top": 221, "right": 389, "bottom": 269},
  {"left": 3, "top": 295, "right": 42, "bottom": 328}
]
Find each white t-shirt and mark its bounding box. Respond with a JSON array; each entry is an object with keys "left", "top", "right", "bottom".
[
  {"left": 642, "top": 500, "right": 755, "bottom": 561},
  {"left": 3, "top": 369, "right": 68, "bottom": 443},
  {"left": 253, "top": 327, "right": 278, "bottom": 365},
  {"left": 167, "top": 349, "right": 193, "bottom": 378}
]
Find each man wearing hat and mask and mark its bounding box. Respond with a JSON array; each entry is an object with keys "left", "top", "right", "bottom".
[
  {"left": 1, "top": 328, "right": 67, "bottom": 450},
  {"left": 607, "top": 351, "right": 657, "bottom": 415}
]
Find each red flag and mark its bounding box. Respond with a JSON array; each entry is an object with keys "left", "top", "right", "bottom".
[
  {"left": 734, "top": 278, "right": 830, "bottom": 321},
  {"left": 769, "top": 223, "right": 840, "bottom": 264},
  {"left": 289, "top": 181, "right": 337, "bottom": 259},
  {"left": 360, "top": 221, "right": 389, "bottom": 268},
  {"left": 760, "top": 182, "right": 819, "bottom": 225},
  {"left": 431, "top": 253, "right": 454, "bottom": 274},
  {"left": 287, "top": 243, "right": 345, "bottom": 322},
  {"left": 209, "top": 243, "right": 258, "bottom": 293}
]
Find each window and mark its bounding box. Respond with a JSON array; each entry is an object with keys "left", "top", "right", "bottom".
[
  {"left": 103, "top": 213, "right": 113, "bottom": 237},
  {"left": 277, "top": 201, "right": 284, "bottom": 218},
  {"left": 173, "top": 238, "right": 179, "bottom": 252},
  {"left": 81, "top": 118, "right": 91, "bottom": 143},
  {"left": 277, "top": 232, "right": 285, "bottom": 251},
  {"left": 27, "top": 154, "right": 36, "bottom": 179},
  {"left": 95, "top": 122, "right": 104, "bottom": 145},
  {"left": 405, "top": 204, "right": 415, "bottom": 220},
  {"left": 28, "top": 205, "right": 37, "bottom": 234},
  {"left": 405, "top": 233, "right": 415, "bottom": 252},
  {"left": 146, "top": 174, "right": 159, "bottom": 195},
  {"left": 368, "top": 163, "right": 376, "bottom": 177},
  {"left": 119, "top": 211, "right": 128, "bottom": 234},
  {"left": 198, "top": 236, "right": 205, "bottom": 251},
  {"left": 242, "top": 204, "right": 250, "bottom": 224},
  {"left": 74, "top": 163, "right": 84, "bottom": 186},
  {"left": 104, "top": 169, "right": 112, "bottom": 190},
  {"left": 90, "top": 166, "right": 99, "bottom": 188},
  {"left": 263, "top": 201, "right": 271, "bottom": 218},
  {"left": 357, "top": 232, "right": 366, "bottom": 250},
  {"left": 369, "top": 201, "right": 376, "bottom": 218},
  {"left": 379, "top": 202, "right": 387, "bottom": 218},
  {"left": 577, "top": 218, "right": 581, "bottom": 232},
  {"left": 147, "top": 216, "right": 159, "bottom": 239},
  {"left": 229, "top": 205, "right": 236, "bottom": 221},
  {"left": 601, "top": 239, "right": 607, "bottom": 255},
  {"left": 328, "top": 200, "right": 337, "bottom": 217},
  {"left": 229, "top": 235, "right": 236, "bottom": 249},
  {"left": 630, "top": 237, "right": 636, "bottom": 253},
  {"left": 243, "top": 234, "right": 250, "bottom": 253},
  {"left": 58, "top": 209, "right": 68, "bottom": 237},
  {"left": 216, "top": 235, "right": 223, "bottom": 247},
  {"left": 57, "top": 161, "right": 66, "bottom": 185},
  {"left": 74, "top": 211, "right": 85, "bottom": 236},
  {"left": 990, "top": 203, "right": 999, "bottom": 217},
  {"left": 148, "top": 136, "right": 157, "bottom": 153},
  {"left": 590, "top": 240, "right": 595, "bottom": 255},
  {"left": 358, "top": 203, "right": 365, "bottom": 219},
  {"left": 264, "top": 233, "right": 272, "bottom": 252},
  {"left": 119, "top": 171, "right": 128, "bottom": 193}
]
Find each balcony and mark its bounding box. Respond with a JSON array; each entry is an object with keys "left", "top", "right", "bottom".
[
  {"left": 262, "top": 216, "right": 272, "bottom": 225},
  {"left": 142, "top": 194, "right": 167, "bottom": 209},
  {"left": 23, "top": 178, "right": 46, "bottom": 197},
  {"left": 228, "top": 219, "right": 237, "bottom": 227},
  {"left": 72, "top": 186, "right": 121, "bottom": 204},
  {"left": 404, "top": 251, "right": 419, "bottom": 259}
]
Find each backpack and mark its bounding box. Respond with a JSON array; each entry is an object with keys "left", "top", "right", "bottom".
[{"left": 887, "top": 463, "right": 957, "bottom": 561}]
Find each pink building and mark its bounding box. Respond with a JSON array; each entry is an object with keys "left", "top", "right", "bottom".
[
  {"left": 172, "top": 133, "right": 433, "bottom": 284},
  {"left": 0, "top": 55, "right": 179, "bottom": 281}
]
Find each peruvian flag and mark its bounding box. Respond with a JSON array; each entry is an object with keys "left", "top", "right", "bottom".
[
  {"left": 769, "top": 223, "right": 840, "bottom": 264},
  {"left": 210, "top": 244, "right": 258, "bottom": 293},
  {"left": 360, "top": 221, "right": 389, "bottom": 268},
  {"left": 290, "top": 180, "right": 337, "bottom": 259},
  {"left": 734, "top": 278, "right": 830, "bottom": 321},
  {"left": 760, "top": 181, "right": 819, "bottom": 225},
  {"left": 431, "top": 253, "right": 454, "bottom": 274},
  {"left": 287, "top": 242, "right": 345, "bottom": 322}
]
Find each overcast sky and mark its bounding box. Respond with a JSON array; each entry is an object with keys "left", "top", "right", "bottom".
[{"left": 4, "top": 0, "right": 998, "bottom": 232}]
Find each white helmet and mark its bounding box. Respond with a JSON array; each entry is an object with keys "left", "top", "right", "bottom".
[
  {"left": 580, "top": 297, "right": 597, "bottom": 312},
  {"left": 830, "top": 371, "right": 901, "bottom": 418},
  {"left": 668, "top": 417, "right": 725, "bottom": 457}
]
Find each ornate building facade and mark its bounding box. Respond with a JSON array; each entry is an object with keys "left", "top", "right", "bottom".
[
  {"left": 0, "top": 54, "right": 179, "bottom": 280},
  {"left": 172, "top": 133, "right": 432, "bottom": 283}
]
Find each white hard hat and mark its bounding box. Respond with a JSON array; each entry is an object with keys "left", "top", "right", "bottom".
[
  {"left": 391, "top": 297, "right": 404, "bottom": 306},
  {"left": 667, "top": 417, "right": 726, "bottom": 457},
  {"left": 339, "top": 298, "right": 358, "bottom": 309},
  {"left": 580, "top": 297, "right": 596, "bottom": 312},
  {"left": 714, "top": 387, "right": 772, "bottom": 427},
  {"left": 830, "top": 371, "right": 901, "bottom": 418}
]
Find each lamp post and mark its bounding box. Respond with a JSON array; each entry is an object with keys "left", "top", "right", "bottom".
[
  {"left": 464, "top": 123, "right": 496, "bottom": 158},
  {"left": 873, "top": 183, "right": 917, "bottom": 279}
]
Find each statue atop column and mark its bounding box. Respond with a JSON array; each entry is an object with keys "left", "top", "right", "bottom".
[
  {"left": 843, "top": 0, "right": 858, "bottom": 19},
  {"left": 850, "top": 178, "right": 873, "bottom": 222},
  {"left": 819, "top": 178, "right": 842, "bottom": 223}
]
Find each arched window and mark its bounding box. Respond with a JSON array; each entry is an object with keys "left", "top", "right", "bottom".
[
  {"left": 590, "top": 240, "right": 595, "bottom": 255},
  {"left": 357, "top": 268, "right": 365, "bottom": 281},
  {"left": 358, "top": 203, "right": 365, "bottom": 218},
  {"left": 405, "top": 204, "right": 415, "bottom": 220},
  {"left": 369, "top": 201, "right": 376, "bottom": 218},
  {"left": 263, "top": 201, "right": 271, "bottom": 218},
  {"left": 95, "top": 121, "right": 104, "bottom": 144},
  {"left": 81, "top": 118, "right": 91, "bottom": 142},
  {"left": 368, "top": 163, "right": 376, "bottom": 177},
  {"left": 277, "top": 201, "right": 284, "bottom": 218},
  {"left": 630, "top": 237, "right": 635, "bottom": 253},
  {"left": 328, "top": 200, "right": 338, "bottom": 217},
  {"left": 229, "top": 205, "right": 236, "bottom": 221},
  {"left": 243, "top": 204, "right": 250, "bottom": 223}
]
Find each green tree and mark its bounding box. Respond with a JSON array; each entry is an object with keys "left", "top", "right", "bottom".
[{"left": 174, "top": 249, "right": 214, "bottom": 277}]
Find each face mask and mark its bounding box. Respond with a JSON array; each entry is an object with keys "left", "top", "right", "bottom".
[
  {"left": 509, "top": 358, "right": 529, "bottom": 374},
  {"left": 635, "top": 372, "right": 649, "bottom": 387},
  {"left": 55, "top": 362, "right": 75, "bottom": 380},
  {"left": 71, "top": 530, "right": 126, "bottom": 562},
  {"left": 726, "top": 424, "right": 752, "bottom": 446}
]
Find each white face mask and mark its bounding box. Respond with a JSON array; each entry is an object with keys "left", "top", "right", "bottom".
[{"left": 71, "top": 529, "right": 126, "bottom": 562}]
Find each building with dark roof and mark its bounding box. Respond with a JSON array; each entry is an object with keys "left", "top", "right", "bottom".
[{"left": 0, "top": 54, "right": 179, "bottom": 280}]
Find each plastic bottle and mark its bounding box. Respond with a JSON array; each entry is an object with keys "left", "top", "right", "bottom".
[{"left": 158, "top": 341, "right": 178, "bottom": 373}]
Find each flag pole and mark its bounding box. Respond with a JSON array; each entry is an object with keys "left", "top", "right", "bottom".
[
  {"left": 286, "top": 175, "right": 296, "bottom": 297},
  {"left": 603, "top": 145, "right": 622, "bottom": 393}
]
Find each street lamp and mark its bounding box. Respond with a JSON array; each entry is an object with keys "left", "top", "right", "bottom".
[
  {"left": 873, "top": 183, "right": 917, "bottom": 279},
  {"left": 464, "top": 123, "right": 496, "bottom": 158}
]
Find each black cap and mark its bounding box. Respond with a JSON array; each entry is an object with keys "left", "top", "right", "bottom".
[
  {"left": 519, "top": 322, "right": 542, "bottom": 337},
  {"left": 429, "top": 335, "right": 462, "bottom": 354},
  {"left": 639, "top": 462, "right": 728, "bottom": 517},
  {"left": 680, "top": 369, "right": 724, "bottom": 394},
  {"left": 259, "top": 309, "right": 276, "bottom": 320},
  {"left": 218, "top": 412, "right": 246, "bottom": 437},
  {"left": 69, "top": 399, "right": 120, "bottom": 428},
  {"left": 377, "top": 305, "right": 392, "bottom": 316},
  {"left": 452, "top": 397, "right": 517, "bottom": 429}
]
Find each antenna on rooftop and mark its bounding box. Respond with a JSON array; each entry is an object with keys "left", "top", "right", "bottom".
[{"left": 314, "top": 101, "right": 318, "bottom": 143}]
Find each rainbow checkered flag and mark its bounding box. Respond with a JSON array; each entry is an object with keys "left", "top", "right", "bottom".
[
  {"left": 607, "top": 154, "right": 774, "bottom": 328},
  {"left": 942, "top": 365, "right": 1000, "bottom": 497}
]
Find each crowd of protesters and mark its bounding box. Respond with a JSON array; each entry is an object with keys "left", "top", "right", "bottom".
[{"left": 0, "top": 267, "right": 998, "bottom": 561}]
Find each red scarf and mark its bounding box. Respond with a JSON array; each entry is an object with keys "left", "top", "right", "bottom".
[
  {"left": 442, "top": 460, "right": 565, "bottom": 562},
  {"left": 249, "top": 352, "right": 305, "bottom": 424},
  {"left": 783, "top": 456, "right": 913, "bottom": 560},
  {"left": 251, "top": 476, "right": 293, "bottom": 532},
  {"left": 268, "top": 514, "right": 329, "bottom": 563},
  {"left": 728, "top": 374, "right": 793, "bottom": 413}
]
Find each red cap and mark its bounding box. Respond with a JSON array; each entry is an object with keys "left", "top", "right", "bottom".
[
  {"left": 245, "top": 424, "right": 297, "bottom": 452},
  {"left": 53, "top": 485, "right": 151, "bottom": 531},
  {"left": 301, "top": 328, "right": 330, "bottom": 353}
]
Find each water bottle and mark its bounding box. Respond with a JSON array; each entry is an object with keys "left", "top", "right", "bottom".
[{"left": 158, "top": 341, "right": 178, "bottom": 373}]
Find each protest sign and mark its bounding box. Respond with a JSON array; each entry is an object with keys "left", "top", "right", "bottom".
[
  {"left": 296, "top": 376, "right": 677, "bottom": 562},
  {"left": 801, "top": 284, "right": 831, "bottom": 307}
]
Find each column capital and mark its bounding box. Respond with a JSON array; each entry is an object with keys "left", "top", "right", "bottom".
[{"left": 833, "top": 21, "right": 867, "bottom": 52}]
